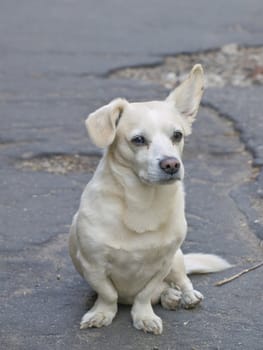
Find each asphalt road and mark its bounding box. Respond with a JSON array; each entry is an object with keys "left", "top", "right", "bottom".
[{"left": 1, "top": 1, "right": 263, "bottom": 349}]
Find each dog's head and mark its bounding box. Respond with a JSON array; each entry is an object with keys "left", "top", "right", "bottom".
[{"left": 86, "top": 65, "right": 204, "bottom": 185}]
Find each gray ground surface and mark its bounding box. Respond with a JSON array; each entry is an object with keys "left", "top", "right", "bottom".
[{"left": 1, "top": 1, "right": 263, "bottom": 349}]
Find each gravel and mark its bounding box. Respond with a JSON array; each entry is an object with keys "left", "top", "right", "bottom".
[
  {"left": 17, "top": 154, "right": 100, "bottom": 175},
  {"left": 110, "top": 44, "right": 263, "bottom": 88}
]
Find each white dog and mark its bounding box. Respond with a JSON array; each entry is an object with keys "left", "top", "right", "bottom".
[{"left": 69, "top": 65, "right": 230, "bottom": 335}]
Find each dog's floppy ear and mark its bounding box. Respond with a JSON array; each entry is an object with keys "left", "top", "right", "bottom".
[
  {"left": 167, "top": 64, "right": 204, "bottom": 126},
  {"left": 85, "top": 98, "right": 128, "bottom": 148}
]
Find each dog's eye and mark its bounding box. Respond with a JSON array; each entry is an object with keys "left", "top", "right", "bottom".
[
  {"left": 131, "top": 135, "right": 147, "bottom": 146},
  {"left": 172, "top": 131, "right": 183, "bottom": 143}
]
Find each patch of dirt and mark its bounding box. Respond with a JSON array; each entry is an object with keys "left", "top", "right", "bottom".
[
  {"left": 17, "top": 154, "right": 100, "bottom": 175},
  {"left": 110, "top": 44, "right": 263, "bottom": 88}
]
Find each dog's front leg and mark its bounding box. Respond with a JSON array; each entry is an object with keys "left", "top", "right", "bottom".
[
  {"left": 80, "top": 268, "right": 118, "bottom": 329},
  {"left": 131, "top": 270, "right": 169, "bottom": 335}
]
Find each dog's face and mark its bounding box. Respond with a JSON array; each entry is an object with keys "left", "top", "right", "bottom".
[
  {"left": 112, "top": 101, "right": 187, "bottom": 184},
  {"left": 86, "top": 65, "right": 204, "bottom": 185}
]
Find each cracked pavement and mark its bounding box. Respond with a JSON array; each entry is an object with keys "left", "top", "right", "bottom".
[{"left": 1, "top": 1, "right": 263, "bottom": 349}]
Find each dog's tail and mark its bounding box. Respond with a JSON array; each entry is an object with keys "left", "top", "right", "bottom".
[{"left": 184, "top": 253, "right": 232, "bottom": 274}]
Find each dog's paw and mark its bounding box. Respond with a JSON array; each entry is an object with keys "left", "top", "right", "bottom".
[
  {"left": 133, "top": 314, "right": 163, "bottom": 335},
  {"left": 181, "top": 289, "right": 204, "bottom": 309},
  {"left": 160, "top": 288, "right": 182, "bottom": 310},
  {"left": 80, "top": 310, "right": 115, "bottom": 329}
]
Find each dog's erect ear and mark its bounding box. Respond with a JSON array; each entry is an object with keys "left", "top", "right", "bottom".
[
  {"left": 85, "top": 98, "right": 128, "bottom": 148},
  {"left": 166, "top": 64, "right": 204, "bottom": 125}
]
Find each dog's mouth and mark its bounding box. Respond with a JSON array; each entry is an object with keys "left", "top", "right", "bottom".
[
  {"left": 140, "top": 174, "right": 181, "bottom": 185},
  {"left": 156, "top": 176, "right": 181, "bottom": 185}
]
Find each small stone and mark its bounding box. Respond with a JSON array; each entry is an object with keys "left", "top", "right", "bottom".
[
  {"left": 165, "top": 72, "right": 176, "bottom": 82},
  {"left": 221, "top": 43, "right": 238, "bottom": 55},
  {"left": 21, "top": 152, "right": 34, "bottom": 159}
]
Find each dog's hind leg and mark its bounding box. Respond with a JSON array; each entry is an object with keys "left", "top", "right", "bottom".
[
  {"left": 165, "top": 249, "right": 203, "bottom": 309},
  {"left": 160, "top": 286, "right": 182, "bottom": 310},
  {"left": 151, "top": 282, "right": 182, "bottom": 310}
]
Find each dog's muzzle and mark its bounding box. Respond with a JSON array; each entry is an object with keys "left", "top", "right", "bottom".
[{"left": 140, "top": 157, "right": 182, "bottom": 184}]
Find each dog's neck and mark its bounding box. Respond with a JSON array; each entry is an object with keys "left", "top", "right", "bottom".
[{"left": 105, "top": 151, "right": 183, "bottom": 233}]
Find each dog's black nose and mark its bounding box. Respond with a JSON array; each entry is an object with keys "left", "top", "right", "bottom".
[{"left": 159, "top": 157, "right": 180, "bottom": 175}]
